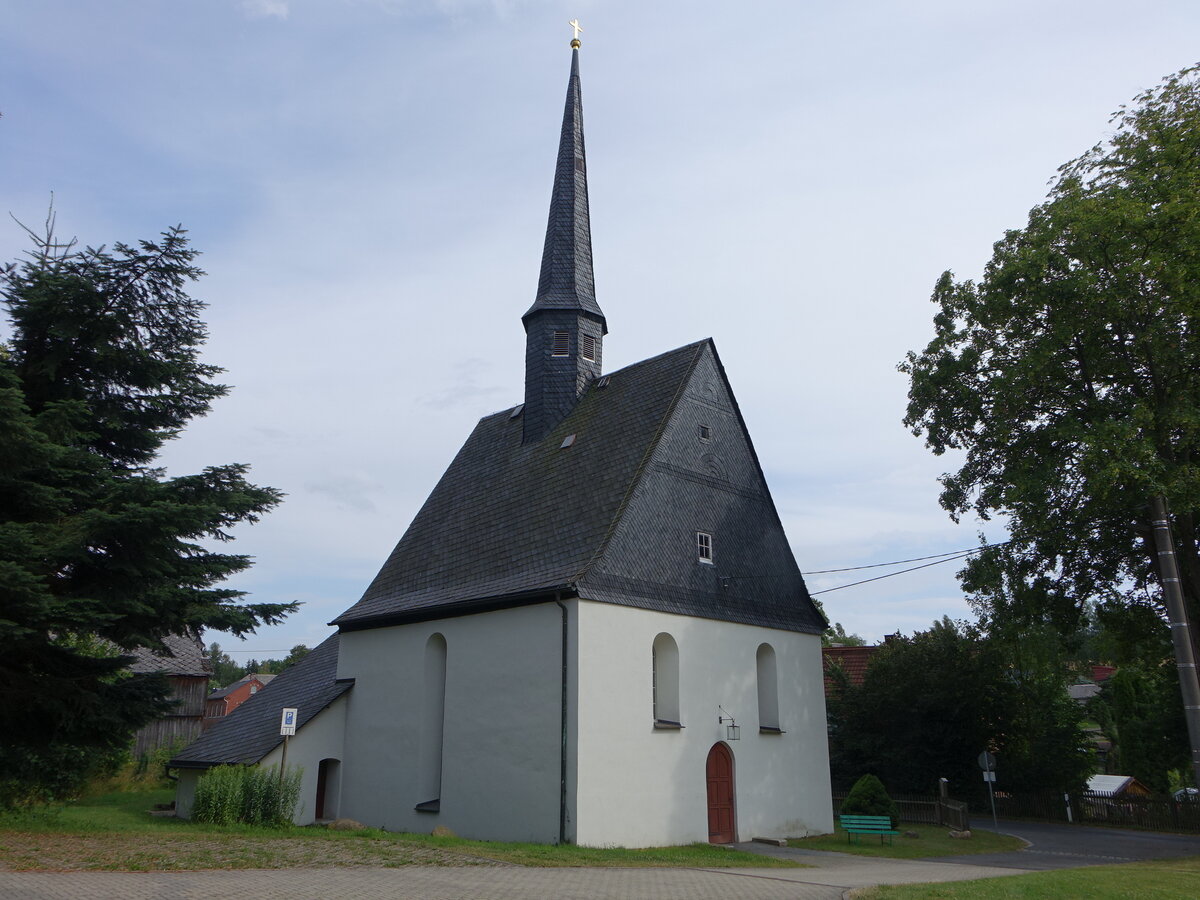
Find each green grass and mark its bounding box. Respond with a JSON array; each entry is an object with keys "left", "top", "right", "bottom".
[
  {"left": 851, "top": 855, "right": 1200, "bottom": 899},
  {"left": 791, "top": 823, "right": 1026, "bottom": 858},
  {"left": 411, "top": 833, "right": 799, "bottom": 867},
  {"left": 0, "top": 789, "right": 803, "bottom": 871}
]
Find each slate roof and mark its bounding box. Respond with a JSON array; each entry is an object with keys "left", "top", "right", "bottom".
[
  {"left": 333, "top": 340, "right": 826, "bottom": 635},
  {"left": 170, "top": 634, "right": 350, "bottom": 768},
  {"left": 208, "top": 673, "right": 276, "bottom": 701},
  {"left": 336, "top": 342, "right": 703, "bottom": 627},
  {"left": 127, "top": 632, "right": 210, "bottom": 677},
  {"left": 523, "top": 47, "right": 605, "bottom": 330}
]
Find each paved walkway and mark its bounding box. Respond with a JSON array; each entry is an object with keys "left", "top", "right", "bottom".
[{"left": 0, "top": 855, "right": 1033, "bottom": 900}]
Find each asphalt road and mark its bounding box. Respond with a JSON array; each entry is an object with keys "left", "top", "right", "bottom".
[{"left": 928, "top": 818, "right": 1200, "bottom": 870}]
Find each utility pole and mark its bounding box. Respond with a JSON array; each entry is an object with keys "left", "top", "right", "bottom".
[{"left": 1149, "top": 495, "right": 1200, "bottom": 789}]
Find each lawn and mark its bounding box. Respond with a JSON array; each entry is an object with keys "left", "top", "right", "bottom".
[
  {"left": 850, "top": 855, "right": 1200, "bottom": 899},
  {"left": 790, "top": 823, "right": 1026, "bottom": 858},
  {"left": 0, "top": 789, "right": 803, "bottom": 871}
]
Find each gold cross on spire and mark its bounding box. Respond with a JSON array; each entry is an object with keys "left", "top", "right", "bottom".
[{"left": 569, "top": 18, "right": 582, "bottom": 48}]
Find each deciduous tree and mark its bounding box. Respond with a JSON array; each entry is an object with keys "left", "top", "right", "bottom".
[{"left": 902, "top": 63, "right": 1200, "bottom": 783}]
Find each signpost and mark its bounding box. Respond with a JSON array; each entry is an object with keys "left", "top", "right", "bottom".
[
  {"left": 978, "top": 750, "right": 998, "bottom": 829},
  {"left": 279, "top": 708, "right": 297, "bottom": 785}
]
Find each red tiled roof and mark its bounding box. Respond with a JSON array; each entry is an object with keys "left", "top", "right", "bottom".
[{"left": 823, "top": 645, "right": 879, "bottom": 693}]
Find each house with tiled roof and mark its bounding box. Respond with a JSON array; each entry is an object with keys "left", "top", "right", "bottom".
[
  {"left": 202, "top": 672, "right": 276, "bottom": 729},
  {"left": 822, "top": 644, "right": 878, "bottom": 693},
  {"left": 172, "top": 36, "right": 832, "bottom": 846}
]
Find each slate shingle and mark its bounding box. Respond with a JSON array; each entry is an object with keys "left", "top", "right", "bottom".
[
  {"left": 333, "top": 339, "right": 826, "bottom": 635},
  {"left": 169, "top": 634, "right": 348, "bottom": 768},
  {"left": 127, "top": 632, "right": 210, "bottom": 677},
  {"left": 523, "top": 48, "right": 605, "bottom": 327}
]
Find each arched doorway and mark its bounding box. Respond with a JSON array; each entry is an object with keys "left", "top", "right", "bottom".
[
  {"left": 705, "top": 742, "right": 736, "bottom": 843},
  {"left": 315, "top": 758, "right": 341, "bottom": 821}
]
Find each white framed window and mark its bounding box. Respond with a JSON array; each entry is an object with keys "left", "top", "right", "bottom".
[
  {"left": 697, "top": 531, "right": 713, "bottom": 563},
  {"left": 581, "top": 333, "right": 596, "bottom": 361},
  {"left": 551, "top": 331, "right": 570, "bottom": 357}
]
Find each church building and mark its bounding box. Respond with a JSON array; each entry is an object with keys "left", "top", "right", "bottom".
[{"left": 172, "top": 37, "right": 833, "bottom": 847}]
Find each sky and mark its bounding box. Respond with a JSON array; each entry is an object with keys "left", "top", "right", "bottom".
[{"left": 3, "top": 1, "right": 1199, "bottom": 661}]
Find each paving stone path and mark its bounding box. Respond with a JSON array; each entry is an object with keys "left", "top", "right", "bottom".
[{"left": 0, "top": 855, "right": 1033, "bottom": 899}]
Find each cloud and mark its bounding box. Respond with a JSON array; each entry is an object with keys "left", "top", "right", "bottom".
[{"left": 241, "top": 0, "right": 289, "bottom": 19}]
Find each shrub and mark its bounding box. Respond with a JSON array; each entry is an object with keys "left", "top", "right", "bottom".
[
  {"left": 192, "top": 764, "right": 301, "bottom": 827},
  {"left": 840, "top": 773, "right": 899, "bottom": 827}
]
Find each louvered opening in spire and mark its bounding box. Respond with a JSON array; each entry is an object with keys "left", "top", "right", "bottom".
[{"left": 523, "top": 47, "right": 606, "bottom": 332}]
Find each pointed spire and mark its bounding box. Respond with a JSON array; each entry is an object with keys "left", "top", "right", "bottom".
[{"left": 523, "top": 44, "right": 607, "bottom": 333}]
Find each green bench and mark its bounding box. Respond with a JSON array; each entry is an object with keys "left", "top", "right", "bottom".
[{"left": 839, "top": 814, "right": 899, "bottom": 845}]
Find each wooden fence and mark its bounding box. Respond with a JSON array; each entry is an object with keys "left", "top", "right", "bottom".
[
  {"left": 833, "top": 792, "right": 970, "bottom": 831},
  {"left": 988, "top": 791, "right": 1200, "bottom": 833}
]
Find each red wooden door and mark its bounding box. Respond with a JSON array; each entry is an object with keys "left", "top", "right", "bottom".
[{"left": 706, "top": 742, "right": 735, "bottom": 843}]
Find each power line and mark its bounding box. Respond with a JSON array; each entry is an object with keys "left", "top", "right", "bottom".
[
  {"left": 809, "top": 550, "right": 980, "bottom": 596},
  {"left": 801, "top": 541, "right": 1011, "bottom": 575},
  {"left": 211, "top": 649, "right": 295, "bottom": 654}
]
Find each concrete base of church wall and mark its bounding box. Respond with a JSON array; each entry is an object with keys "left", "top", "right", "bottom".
[
  {"left": 573, "top": 602, "right": 833, "bottom": 848},
  {"left": 335, "top": 603, "right": 565, "bottom": 843}
]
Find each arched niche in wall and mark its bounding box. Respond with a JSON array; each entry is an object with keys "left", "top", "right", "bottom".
[
  {"left": 652, "top": 632, "right": 681, "bottom": 728},
  {"left": 416, "top": 633, "right": 447, "bottom": 810},
  {"left": 756, "top": 643, "right": 781, "bottom": 733}
]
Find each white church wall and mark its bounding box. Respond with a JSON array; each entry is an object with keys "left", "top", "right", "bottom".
[
  {"left": 573, "top": 601, "right": 832, "bottom": 848},
  {"left": 336, "top": 602, "right": 567, "bottom": 842},
  {"left": 259, "top": 693, "right": 349, "bottom": 825}
]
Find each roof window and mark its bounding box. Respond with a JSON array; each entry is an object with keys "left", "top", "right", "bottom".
[
  {"left": 697, "top": 532, "right": 713, "bottom": 564},
  {"left": 560, "top": 433, "right": 576, "bottom": 449},
  {"left": 699, "top": 424, "right": 712, "bottom": 442},
  {"left": 509, "top": 404, "right": 524, "bottom": 420},
  {"left": 551, "top": 331, "right": 570, "bottom": 357}
]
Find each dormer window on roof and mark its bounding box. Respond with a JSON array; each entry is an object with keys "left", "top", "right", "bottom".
[
  {"left": 551, "top": 331, "right": 570, "bottom": 357},
  {"left": 697, "top": 532, "right": 713, "bottom": 563}
]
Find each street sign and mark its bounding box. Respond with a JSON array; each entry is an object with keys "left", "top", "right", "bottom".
[
  {"left": 280, "top": 707, "right": 298, "bottom": 736},
  {"left": 978, "top": 750, "right": 999, "bottom": 829}
]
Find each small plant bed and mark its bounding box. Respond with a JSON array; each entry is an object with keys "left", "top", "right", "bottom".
[
  {"left": 791, "top": 823, "right": 1025, "bottom": 859},
  {"left": 850, "top": 854, "right": 1200, "bottom": 899},
  {"left": 0, "top": 790, "right": 802, "bottom": 871}
]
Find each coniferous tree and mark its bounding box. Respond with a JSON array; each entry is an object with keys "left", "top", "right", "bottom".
[{"left": 0, "top": 220, "right": 292, "bottom": 807}]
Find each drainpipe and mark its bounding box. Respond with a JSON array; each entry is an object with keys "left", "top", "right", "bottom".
[{"left": 554, "top": 594, "right": 569, "bottom": 845}]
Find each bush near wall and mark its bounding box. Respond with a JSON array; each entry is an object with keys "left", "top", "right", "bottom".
[
  {"left": 840, "top": 774, "right": 901, "bottom": 828},
  {"left": 192, "top": 764, "right": 302, "bottom": 827}
]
